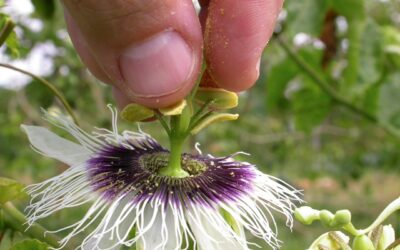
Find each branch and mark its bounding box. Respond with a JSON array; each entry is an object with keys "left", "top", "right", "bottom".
[
  {"left": 275, "top": 35, "right": 377, "bottom": 123},
  {"left": 0, "top": 63, "right": 79, "bottom": 125},
  {"left": 2, "top": 202, "right": 61, "bottom": 248}
]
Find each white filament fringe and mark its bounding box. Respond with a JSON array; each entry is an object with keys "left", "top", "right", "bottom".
[{"left": 25, "top": 107, "right": 303, "bottom": 250}]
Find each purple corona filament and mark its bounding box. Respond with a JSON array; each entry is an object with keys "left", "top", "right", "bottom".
[{"left": 87, "top": 138, "right": 255, "bottom": 208}]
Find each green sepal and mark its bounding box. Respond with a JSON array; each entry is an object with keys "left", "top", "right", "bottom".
[
  {"left": 11, "top": 239, "right": 49, "bottom": 250},
  {"left": 0, "top": 177, "right": 25, "bottom": 204},
  {"left": 195, "top": 88, "right": 238, "bottom": 110},
  {"left": 307, "top": 231, "right": 351, "bottom": 250},
  {"left": 121, "top": 103, "right": 154, "bottom": 122},
  {"left": 159, "top": 100, "right": 187, "bottom": 116},
  {"left": 352, "top": 235, "right": 375, "bottom": 250},
  {"left": 190, "top": 113, "right": 239, "bottom": 135}
]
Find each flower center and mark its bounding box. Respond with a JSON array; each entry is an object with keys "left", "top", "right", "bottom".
[
  {"left": 87, "top": 142, "right": 255, "bottom": 205},
  {"left": 139, "top": 152, "right": 208, "bottom": 176}
]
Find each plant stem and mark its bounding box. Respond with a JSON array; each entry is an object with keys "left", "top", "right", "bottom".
[
  {"left": 158, "top": 135, "right": 188, "bottom": 178},
  {"left": 154, "top": 111, "right": 171, "bottom": 136},
  {"left": 158, "top": 115, "right": 189, "bottom": 178},
  {"left": 275, "top": 35, "right": 377, "bottom": 123},
  {"left": 167, "top": 136, "right": 187, "bottom": 176},
  {"left": 0, "top": 63, "right": 79, "bottom": 125},
  {"left": 358, "top": 196, "right": 400, "bottom": 235},
  {"left": 0, "top": 18, "right": 15, "bottom": 46},
  {"left": 342, "top": 223, "right": 360, "bottom": 236},
  {"left": 2, "top": 202, "right": 60, "bottom": 248}
]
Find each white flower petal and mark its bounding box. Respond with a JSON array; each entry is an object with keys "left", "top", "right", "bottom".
[
  {"left": 21, "top": 125, "right": 91, "bottom": 165},
  {"left": 188, "top": 209, "right": 247, "bottom": 250},
  {"left": 137, "top": 204, "right": 181, "bottom": 250}
]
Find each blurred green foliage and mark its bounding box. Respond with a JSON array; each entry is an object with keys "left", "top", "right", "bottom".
[{"left": 0, "top": 0, "right": 399, "bottom": 249}]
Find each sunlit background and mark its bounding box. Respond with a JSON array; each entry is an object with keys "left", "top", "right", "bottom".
[{"left": 1, "top": 0, "right": 399, "bottom": 249}]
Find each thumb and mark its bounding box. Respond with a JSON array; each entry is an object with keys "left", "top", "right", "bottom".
[{"left": 62, "top": 0, "right": 202, "bottom": 108}]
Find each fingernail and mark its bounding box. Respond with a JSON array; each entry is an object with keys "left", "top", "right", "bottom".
[{"left": 119, "top": 31, "right": 194, "bottom": 97}]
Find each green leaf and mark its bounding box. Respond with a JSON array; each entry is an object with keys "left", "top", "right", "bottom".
[
  {"left": 5, "top": 30, "right": 20, "bottom": 58},
  {"left": 11, "top": 239, "right": 49, "bottom": 250},
  {"left": 31, "top": 0, "right": 55, "bottom": 20},
  {"left": 357, "top": 20, "right": 384, "bottom": 88},
  {"left": 382, "top": 26, "right": 400, "bottom": 68},
  {"left": 0, "top": 177, "right": 25, "bottom": 204},
  {"left": 332, "top": 0, "right": 365, "bottom": 21},
  {"left": 0, "top": 15, "right": 19, "bottom": 57},
  {"left": 266, "top": 58, "right": 298, "bottom": 112},
  {"left": 285, "top": 0, "right": 331, "bottom": 37},
  {"left": 343, "top": 19, "right": 384, "bottom": 105},
  {"left": 292, "top": 79, "right": 331, "bottom": 132},
  {"left": 334, "top": 0, "right": 367, "bottom": 88},
  {"left": 362, "top": 83, "right": 380, "bottom": 116},
  {"left": 378, "top": 73, "right": 400, "bottom": 130},
  {"left": 25, "top": 80, "right": 54, "bottom": 108}
]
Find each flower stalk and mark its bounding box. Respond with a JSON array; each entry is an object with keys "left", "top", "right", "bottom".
[
  {"left": 0, "top": 63, "right": 79, "bottom": 125},
  {"left": 161, "top": 134, "right": 188, "bottom": 177},
  {"left": 159, "top": 104, "right": 192, "bottom": 177}
]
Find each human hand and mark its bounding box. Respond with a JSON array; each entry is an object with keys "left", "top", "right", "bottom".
[{"left": 61, "top": 0, "right": 283, "bottom": 108}]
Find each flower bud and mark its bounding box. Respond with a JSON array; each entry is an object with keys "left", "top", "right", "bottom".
[
  {"left": 330, "top": 210, "right": 351, "bottom": 228},
  {"left": 352, "top": 235, "right": 374, "bottom": 250},
  {"left": 377, "top": 225, "right": 395, "bottom": 250},
  {"left": 294, "top": 206, "right": 320, "bottom": 225},
  {"left": 319, "top": 210, "right": 335, "bottom": 228}
]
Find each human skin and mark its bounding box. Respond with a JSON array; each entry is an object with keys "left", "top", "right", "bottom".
[{"left": 61, "top": 0, "right": 283, "bottom": 108}]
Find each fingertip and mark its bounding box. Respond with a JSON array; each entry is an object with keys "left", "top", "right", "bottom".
[
  {"left": 63, "top": 0, "right": 203, "bottom": 108},
  {"left": 205, "top": 0, "right": 282, "bottom": 91}
]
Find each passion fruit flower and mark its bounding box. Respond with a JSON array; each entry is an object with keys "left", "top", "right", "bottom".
[{"left": 23, "top": 108, "right": 302, "bottom": 250}]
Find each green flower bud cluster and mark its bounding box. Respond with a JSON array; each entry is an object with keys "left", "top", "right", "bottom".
[
  {"left": 295, "top": 206, "right": 351, "bottom": 229},
  {"left": 296, "top": 205, "right": 400, "bottom": 250}
]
